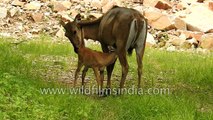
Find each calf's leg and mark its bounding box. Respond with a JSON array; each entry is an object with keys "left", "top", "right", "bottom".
[
  {"left": 82, "top": 66, "right": 89, "bottom": 88},
  {"left": 93, "top": 67, "right": 102, "bottom": 95},
  {"left": 74, "top": 62, "right": 83, "bottom": 87},
  {"left": 101, "top": 43, "right": 115, "bottom": 89}
]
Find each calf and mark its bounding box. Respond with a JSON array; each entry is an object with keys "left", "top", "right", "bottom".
[{"left": 61, "top": 20, "right": 117, "bottom": 93}]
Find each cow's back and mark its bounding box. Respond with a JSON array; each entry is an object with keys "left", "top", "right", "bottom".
[{"left": 99, "top": 6, "right": 145, "bottom": 47}]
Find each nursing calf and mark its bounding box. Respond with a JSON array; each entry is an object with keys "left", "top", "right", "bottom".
[{"left": 61, "top": 20, "right": 116, "bottom": 93}]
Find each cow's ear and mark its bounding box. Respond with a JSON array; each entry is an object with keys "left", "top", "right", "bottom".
[{"left": 74, "top": 13, "right": 81, "bottom": 22}]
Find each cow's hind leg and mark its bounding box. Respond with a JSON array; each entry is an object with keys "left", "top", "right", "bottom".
[
  {"left": 118, "top": 50, "right": 129, "bottom": 91},
  {"left": 135, "top": 18, "right": 147, "bottom": 89},
  {"left": 135, "top": 47, "right": 145, "bottom": 89}
]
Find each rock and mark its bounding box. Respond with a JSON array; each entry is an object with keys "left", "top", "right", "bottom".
[
  {"left": 11, "top": 0, "right": 25, "bottom": 7},
  {"left": 150, "top": 15, "right": 174, "bottom": 30},
  {"left": 132, "top": 0, "right": 144, "bottom": 4},
  {"left": 200, "top": 33, "right": 213, "bottom": 50},
  {"left": 91, "top": 0, "right": 102, "bottom": 9},
  {"left": 58, "top": 12, "right": 73, "bottom": 22},
  {"left": 31, "top": 13, "right": 43, "bottom": 22},
  {"left": 144, "top": 0, "right": 171, "bottom": 10},
  {"left": 154, "top": 0, "right": 172, "bottom": 10},
  {"left": 169, "top": 35, "right": 185, "bottom": 46},
  {"left": 102, "top": 1, "right": 115, "bottom": 13},
  {"left": 24, "top": 1, "right": 41, "bottom": 10},
  {"left": 53, "top": 2, "right": 67, "bottom": 12},
  {"left": 183, "top": 5, "right": 213, "bottom": 32},
  {"left": 170, "top": 39, "right": 185, "bottom": 46},
  {"left": 158, "top": 41, "right": 166, "bottom": 47},
  {"left": 133, "top": 6, "right": 144, "bottom": 13},
  {"left": 146, "top": 32, "right": 156, "bottom": 46},
  {"left": 90, "top": 13, "right": 102, "bottom": 18},
  {"left": 176, "top": 3, "right": 185, "bottom": 10},
  {"left": 166, "top": 45, "right": 176, "bottom": 52},
  {"left": 56, "top": 27, "right": 65, "bottom": 38},
  {"left": 72, "top": 0, "right": 80, "bottom": 2},
  {"left": 181, "top": 41, "right": 192, "bottom": 49},
  {"left": 10, "top": 7, "right": 19, "bottom": 17},
  {"left": 61, "top": 1, "right": 72, "bottom": 9},
  {"left": 186, "top": 38, "right": 198, "bottom": 45},
  {"left": 181, "top": 31, "right": 204, "bottom": 42},
  {"left": 174, "top": 17, "right": 187, "bottom": 30},
  {"left": 115, "top": 0, "right": 125, "bottom": 6},
  {"left": 197, "top": 0, "right": 205, "bottom": 3},
  {"left": 101, "top": 0, "right": 109, "bottom": 6},
  {"left": 209, "top": 2, "right": 213, "bottom": 11},
  {"left": 143, "top": 0, "right": 157, "bottom": 7},
  {"left": 70, "top": 9, "right": 79, "bottom": 18},
  {"left": 0, "top": 7, "right": 8, "bottom": 19},
  {"left": 30, "top": 28, "right": 41, "bottom": 34},
  {"left": 1, "top": 0, "right": 10, "bottom": 3},
  {"left": 101, "top": 0, "right": 110, "bottom": 6},
  {"left": 144, "top": 8, "right": 163, "bottom": 22},
  {"left": 144, "top": 8, "right": 177, "bottom": 30},
  {"left": 181, "top": 0, "right": 198, "bottom": 5}
]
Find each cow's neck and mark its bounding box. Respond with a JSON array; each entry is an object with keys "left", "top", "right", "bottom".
[{"left": 82, "top": 23, "right": 100, "bottom": 41}]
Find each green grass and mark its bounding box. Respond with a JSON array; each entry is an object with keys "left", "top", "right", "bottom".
[{"left": 0, "top": 35, "right": 212, "bottom": 120}]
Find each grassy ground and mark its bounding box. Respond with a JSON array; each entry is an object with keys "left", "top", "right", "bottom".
[{"left": 0, "top": 35, "right": 212, "bottom": 120}]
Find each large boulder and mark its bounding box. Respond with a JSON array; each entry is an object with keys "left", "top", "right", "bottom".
[
  {"left": 144, "top": 8, "right": 186, "bottom": 30},
  {"left": 150, "top": 15, "right": 174, "bottom": 30},
  {"left": 182, "top": 5, "right": 213, "bottom": 32},
  {"left": 174, "top": 17, "right": 187, "bottom": 30},
  {"left": 144, "top": 8, "right": 172, "bottom": 30}
]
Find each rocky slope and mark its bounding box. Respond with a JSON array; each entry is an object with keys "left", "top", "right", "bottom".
[{"left": 0, "top": 0, "right": 213, "bottom": 51}]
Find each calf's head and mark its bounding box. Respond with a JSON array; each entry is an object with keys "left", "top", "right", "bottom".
[{"left": 60, "top": 14, "right": 84, "bottom": 51}]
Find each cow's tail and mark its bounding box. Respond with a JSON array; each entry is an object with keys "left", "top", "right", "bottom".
[
  {"left": 126, "top": 19, "right": 138, "bottom": 55},
  {"left": 126, "top": 18, "right": 147, "bottom": 55}
]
